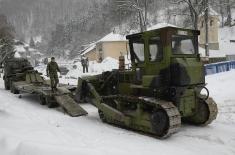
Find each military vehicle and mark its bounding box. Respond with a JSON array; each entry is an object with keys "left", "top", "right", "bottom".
[
  {"left": 3, "top": 58, "right": 33, "bottom": 90},
  {"left": 76, "top": 26, "right": 218, "bottom": 138},
  {"left": 3, "top": 58, "right": 87, "bottom": 117}
]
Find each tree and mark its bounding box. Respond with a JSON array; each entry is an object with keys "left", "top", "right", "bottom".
[
  {"left": 116, "top": 0, "right": 149, "bottom": 32},
  {"left": 171, "top": 0, "right": 205, "bottom": 30},
  {"left": 210, "top": 0, "right": 235, "bottom": 27},
  {"left": 0, "top": 14, "right": 15, "bottom": 64}
]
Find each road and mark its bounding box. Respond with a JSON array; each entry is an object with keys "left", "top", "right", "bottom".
[{"left": 0, "top": 71, "right": 235, "bottom": 155}]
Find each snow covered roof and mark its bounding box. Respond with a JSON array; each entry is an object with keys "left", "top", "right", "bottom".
[
  {"left": 147, "top": 23, "right": 177, "bottom": 31},
  {"left": 81, "top": 43, "right": 96, "bottom": 55},
  {"left": 99, "top": 32, "right": 127, "bottom": 42}
]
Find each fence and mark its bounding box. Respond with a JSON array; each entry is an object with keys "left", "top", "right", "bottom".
[{"left": 205, "top": 61, "right": 235, "bottom": 75}]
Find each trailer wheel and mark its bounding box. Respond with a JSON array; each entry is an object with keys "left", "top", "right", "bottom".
[
  {"left": 39, "top": 95, "right": 46, "bottom": 105},
  {"left": 10, "top": 83, "right": 19, "bottom": 94},
  {"left": 46, "top": 97, "right": 59, "bottom": 108},
  {"left": 98, "top": 110, "right": 106, "bottom": 122},
  {"left": 47, "top": 101, "right": 59, "bottom": 108}
]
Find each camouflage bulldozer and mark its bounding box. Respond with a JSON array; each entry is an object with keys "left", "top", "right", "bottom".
[{"left": 76, "top": 26, "right": 218, "bottom": 138}]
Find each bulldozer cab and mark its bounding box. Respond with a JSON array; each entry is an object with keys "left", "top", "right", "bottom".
[{"left": 126, "top": 27, "right": 204, "bottom": 87}]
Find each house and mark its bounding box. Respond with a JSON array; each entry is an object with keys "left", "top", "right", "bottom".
[
  {"left": 81, "top": 32, "right": 128, "bottom": 62},
  {"left": 198, "top": 7, "right": 220, "bottom": 50},
  {"left": 81, "top": 43, "right": 97, "bottom": 61}
]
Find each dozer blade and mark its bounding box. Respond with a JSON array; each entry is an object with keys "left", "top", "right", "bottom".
[{"left": 54, "top": 94, "right": 88, "bottom": 117}]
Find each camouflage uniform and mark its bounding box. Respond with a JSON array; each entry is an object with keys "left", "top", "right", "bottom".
[
  {"left": 46, "top": 61, "right": 60, "bottom": 90},
  {"left": 81, "top": 57, "right": 89, "bottom": 73}
]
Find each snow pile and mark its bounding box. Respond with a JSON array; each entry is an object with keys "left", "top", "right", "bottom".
[
  {"left": 67, "top": 57, "right": 119, "bottom": 79},
  {"left": 34, "top": 56, "right": 131, "bottom": 85}
]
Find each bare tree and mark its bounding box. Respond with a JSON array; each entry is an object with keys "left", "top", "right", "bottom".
[
  {"left": 210, "top": 0, "right": 235, "bottom": 27},
  {"left": 117, "top": 0, "right": 148, "bottom": 32},
  {"left": 0, "top": 14, "right": 15, "bottom": 64},
  {"left": 171, "top": 0, "right": 205, "bottom": 30}
]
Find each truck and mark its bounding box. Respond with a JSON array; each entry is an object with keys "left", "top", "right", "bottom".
[{"left": 3, "top": 57, "right": 87, "bottom": 117}]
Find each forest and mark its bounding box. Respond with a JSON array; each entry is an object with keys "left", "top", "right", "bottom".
[{"left": 0, "top": 0, "right": 234, "bottom": 58}]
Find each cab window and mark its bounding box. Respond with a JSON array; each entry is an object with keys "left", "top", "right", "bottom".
[
  {"left": 172, "top": 35, "right": 196, "bottom": 55},
  {"left": 132, "top": 39, "right": 145, "bottom": 62},
  {"left": 149, "top": 36, "right": 163, "bottom": 61}
]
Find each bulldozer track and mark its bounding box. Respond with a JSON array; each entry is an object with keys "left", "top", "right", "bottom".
[
  {"left": 102, "top": 95, "right": 181, "bottom": 138},
  {"left": 203, "top": 97, "right": 218, "bottom": 126}
]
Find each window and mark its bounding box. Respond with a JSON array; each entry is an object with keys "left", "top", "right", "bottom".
[
  {"left": 210, "top": 20, "right": 213, "bottom": 26},
  {"left": 149, "top": 37, "right": 163, "bottom": 61},
  {"left": 172, "top": 35, "right": 196, "bottom": 55},
  {"left": 132, "top": 40, "right": 145, "bottom": 62}
]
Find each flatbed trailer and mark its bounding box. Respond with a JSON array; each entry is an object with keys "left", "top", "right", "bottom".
[{"left": 11, "top": 71, "right": 88, "bottom": 117}]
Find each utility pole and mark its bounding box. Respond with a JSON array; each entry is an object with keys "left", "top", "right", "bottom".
[{"left": 205, "top": 0, "right": 209, "bottom": 57}]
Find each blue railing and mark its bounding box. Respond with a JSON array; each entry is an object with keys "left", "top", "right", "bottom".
[{"left": 205, "top": 61, "right": 235, "bottom": 75}]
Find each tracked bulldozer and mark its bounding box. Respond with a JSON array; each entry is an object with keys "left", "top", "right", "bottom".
[{"left": 76, "top": 26, "right": 218, "bottom": 138}]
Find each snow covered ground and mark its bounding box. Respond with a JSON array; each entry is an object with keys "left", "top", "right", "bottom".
[
  {"left": 0, "top": 70, "right": 235, "bottom": 155},
  {"left": 35, "top": 57, "right": 120, "bottom": 81}
]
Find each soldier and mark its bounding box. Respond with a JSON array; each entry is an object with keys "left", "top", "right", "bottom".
[
  {"left": 46, "top": 57, "right": 61, "bottom": 91},
  {"left": 81, "top": 56, "right": 89, "bottom": 73}
]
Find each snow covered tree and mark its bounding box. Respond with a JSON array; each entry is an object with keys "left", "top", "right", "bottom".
[
  {"left": 116, "top": 0, "right": 149, "bottom": 32},
  {"left": 171, "top": 0, "right": 206, "bottom": 30},
  {"left": 0, "top": 14, "right": 15, "bottom": 64}
]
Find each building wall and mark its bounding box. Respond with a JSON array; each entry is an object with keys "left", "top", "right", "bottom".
[
  {"left": 84, "top": 48, "right": 97, "bottom": 61},
  {"left": 83, "top": 41, "right": 129, "bottom": 62},
  {"left": 198, "top": 15, "right": 220, "bottom": 50},
  {"left": 101, "top": 41, "right": 128, "bottom": 60}
]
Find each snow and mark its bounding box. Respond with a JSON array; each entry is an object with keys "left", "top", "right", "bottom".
[
  {"left": 15, "top": 45, "right": 26, "bottom": 53},
  {"left": 0, "top": 68, "right": 235, "bottom": 154},
  {"left": 148, "top": 23, "right": 177, "bottom": 31},
  {"left": 99, "top": 32, "right": 126, "bottom": 42},
  {"left": 34, "top": 57, "right": 119, "bottom": 84},
  {"left": 14, "top": 52, "right": 21, "bottom": 58},
  {"left": 81, "top": 43, "right": 96, "bottom": 55},
  {"left": 67, "top": 57, "right": 119, "bottom": 79}
]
